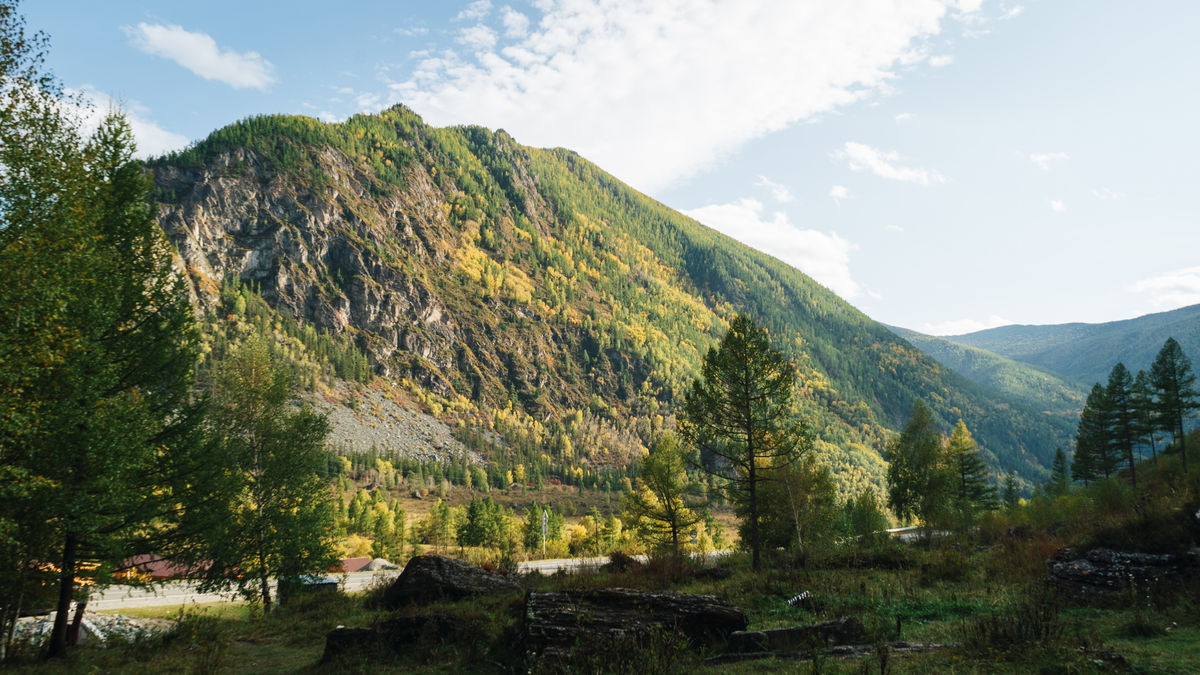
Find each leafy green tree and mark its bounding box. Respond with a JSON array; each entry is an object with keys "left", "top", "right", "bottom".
[
  {"left": 0, "top": 73, "right": 202, "bottom": 657},
  {"left": 622, "top": 435, "right": 704, "bottom": 559},
  {"left": 458, "top": 496, "right": 504, "bottom": 549},
  {"left": 1047, "top": 447, "right": 1070, "bottom": 496},
  {"left": 523, "top": 504, "right": 564, "bottom": 557},
  {"left": 681, "top": 315, "right": 812, "bottom": 570},
  {"left": 842, "top": 487, "right": 889, "bottom": 544},
  {"left": 1106, "top": 363, "right": 1138, "bottom": 488},
  {"left": 885, "top": 400, "right": 952, "bottom": 542},
  {"left": 1150, "top": 337, "right": 1200, "bottom": 474},
  {"left": 186, "top": 337, "right": 336, "bottom": 610},
  {"left": 756, "top": 453, "right": 839, "bottom": 564},
  {"left": 946, "top": 420, "right": 998, "bottom": 518}
]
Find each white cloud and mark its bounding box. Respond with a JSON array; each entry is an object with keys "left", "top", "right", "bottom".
[
  {"left": 928, "top": 55, "right": 953, "bottom": 67},
  {"left": 885, "top": 224, "right": 904, "bottom": 232},
  {"left": 836, "top": 141, "right": 946, "bottom": 185},
  {"left": 683, "top": 198, "right": 862, "bottom": 299},
  {"left": 458, "top": 24, "right": 498, "bottom": 51},
  {"left": 829, "top": 184, "right": 850, "bottom": 204},
  {"left": 894, "top": 112, "right": 915, "bottom": 123},
  {"left": 124, "top": 23, "right": 275, "bottom": 90},
  {"left": 755, "top": 175, "right": 793, "bottom": 203},
  {"left": 456, "top": 0, "right": 493, "bottom": 21},
  {"left": 1030, "top": 151, "right": 1068, "bottom": 170},
  {"left": 396, "top": 25, "right": 429, "bottom": 37},
  {"left": 923, "top": 315, "right": 1013, "bottom": 336},
  {"left": 1092, "top": 187, "right": 1124, "bottom": 200},
  {"left": 1049, "top": 199, "right": 1065, "bottom": 212},
  {"left": 1130, "top": 267, "right": 1200, "bottom": 310},
  {"left": 1001, "top": 4, "right": 1024, "bottom": 20},
  {"left": 390, "top": 1, "right": 981, "bottom": 193},
  {"left": 500, "top": 6, "right": 531, "bottom": 37},
  {"left": 66, "top": 86, "right": 189, "bottom": 158}
]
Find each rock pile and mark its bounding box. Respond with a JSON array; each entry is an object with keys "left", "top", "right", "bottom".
[{"left": 1047, "top": 547, "right": 1197, "bottom": 596}]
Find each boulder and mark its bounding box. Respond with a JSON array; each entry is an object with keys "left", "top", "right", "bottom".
[
  {"left": 728, "top": 616, "right": 867, "bottom": 653},
  {"left": 523, "top": 587, "right": 747, "bottom": 661},
  {"left": 381, "top": 555, "right": 521, "bottom": 608},
  {"left": 1047, "top": 547, "right": 1196, "bottom": 597}
]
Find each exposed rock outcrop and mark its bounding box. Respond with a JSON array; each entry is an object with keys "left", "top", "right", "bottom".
[
  {"left": 1047, "top": 547, "right": 1197, "bottom": 596},
  {"left": 380, "top": 555, "right": 521, "bottom": 609},
  {"left": 522, "top": 588, "right": 748, "bottom": 661}
]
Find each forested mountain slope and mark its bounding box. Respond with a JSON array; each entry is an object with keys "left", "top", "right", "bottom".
[
  {"left": 889, "top": 326, "right": 1086, "bottom": 420},
  {"left": 945, "top": 304, "right": 1200, "bottom": 386},
  {"left": 149, "top": 105, "right": 1072, "bottom": 487}
]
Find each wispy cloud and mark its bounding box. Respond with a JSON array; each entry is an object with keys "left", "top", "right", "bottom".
[
  {"left": 390, "top": 1, "right": 982, "bottom": 193},
  {"left": 124, "top": 23, "right": 275, "bottom": 90},
  {"left": 456, "top": 0, "right": 493, "bottom": 22},
  {"left": 836, "top": 142, "right": 946, "bottom": 185},
  {"left": 928, "top": 55, "right": 954, "bottom": 67},
  {"left": 683, "top": 198, "right": 862, "bottom": 300},
  {"left": 1049, "top": 199, "right": 1066, "bottom": 212},
  {"left": 755, "top": 175, "right": 793, "bottom": 203},
  {"left": 1092, "top": 187, "right": 1125, "bottom": 200},
  {"left": 923, "top": 315, "right": 1013, "bottom": 336},
  {"left": 894, "top": 112, "right": 915, "bottom": 123},
  {"left": 829, "top": 184, "right": 850, "bottom": 204},
  {"left": 1130, "top": 267, "right": 1200, "bottom": 310},
  {"left": 1030, "top": 151, "right": 1068, "bottom": 170}
]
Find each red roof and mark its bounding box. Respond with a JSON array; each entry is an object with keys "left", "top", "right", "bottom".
[
  {"left": 338, "top": 557, "right": 371, "bottom": 573},
  {"left": 122, "top": 554, "right": 193, "bottom": 579}
]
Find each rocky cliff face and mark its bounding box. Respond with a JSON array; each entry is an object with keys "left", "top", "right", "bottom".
[{"left": 151, "top": 120, "right": 618, "bottom": 431}]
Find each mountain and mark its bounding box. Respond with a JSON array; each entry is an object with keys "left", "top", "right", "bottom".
[
  {"left": 148, "top": 106, "right": 1073, "bottom": 488},
  {"left": 944, "top": 304, "right": 1200, "bottom": 386},
  {"left": 888, "top": 326, "right": 1086, "bottom": 419}
]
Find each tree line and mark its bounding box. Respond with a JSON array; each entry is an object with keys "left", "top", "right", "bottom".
[{"left": 1070, "top": 338, "right": 1198, "bottom": 488}]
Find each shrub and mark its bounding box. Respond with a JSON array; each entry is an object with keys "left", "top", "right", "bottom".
[{"left": 958, "top": 586, "right": 1062, "bottom": 653}]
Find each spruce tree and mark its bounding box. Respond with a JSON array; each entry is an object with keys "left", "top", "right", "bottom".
[
  {"left": 1106, "top": 363, "right": 1138, "bottom": 488},
  {"left": 1075, "top": 383, "right": 1115, "bottom": 480},
  {"left": 1048, "top": 447, "right": 1070, "bottom": 496},
  {"left": 1150, "top": 337, "right": 1200, "bottom": 474},
  {"left": 946, "top": 419, "right": 997, "bottom": 514},
  {"left": 1001, "top": 472, "right": 1020, "bottom": 510}
]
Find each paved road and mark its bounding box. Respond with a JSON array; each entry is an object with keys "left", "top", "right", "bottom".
[{"left": 88, "top": 554, "right": 653, "bottom": 610}]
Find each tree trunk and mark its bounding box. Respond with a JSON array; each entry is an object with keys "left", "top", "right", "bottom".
[
  {"left": 748, "top": 462, "right": 760, "bottom": 571},
  {"left": 66, "top": 596, "right": 87, "bottom": 646},
  {"left": 47, "top": 533, "right": 77, "bottom": 657},
  {"left": 258, "top": 542, "right": 272, "bottom": 610}
]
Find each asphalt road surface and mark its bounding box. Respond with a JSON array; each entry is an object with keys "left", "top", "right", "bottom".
[{"left": 88, "top": 555, "right": 629, "bottom": 610}]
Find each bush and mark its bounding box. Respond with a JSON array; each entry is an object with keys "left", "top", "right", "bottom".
[
  {"left": 920, "top": 549, "right": 972, "bottom": 586},
  {"left": 959, "top": 586, "right": 1062, "bottom": 653}
]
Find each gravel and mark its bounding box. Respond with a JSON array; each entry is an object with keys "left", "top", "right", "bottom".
[{"left": 13, "top": 608, "right": 176, "bottom": 647}]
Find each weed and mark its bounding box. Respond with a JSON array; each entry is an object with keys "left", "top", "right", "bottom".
[{"left": 958, "top": 585, "right": 1062, "bottom": 653}]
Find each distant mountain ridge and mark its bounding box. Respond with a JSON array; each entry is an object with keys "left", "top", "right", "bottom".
[
  {"left": 146, "top": 105, "right": 1073, "bottom": 488},
  {"left": 943, "top": 304, "right": 1200, "bottom": 386},
  {"left": 888, "top": 326, "right": 1086, "bottom": 419}
]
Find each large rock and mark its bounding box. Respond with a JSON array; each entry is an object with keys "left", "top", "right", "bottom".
[
  {"left": 381, "top": 555, "right": 521, "bottom": 608},
  {"left": 728, "top": 616, "right": 867, "bottom": 653},
  {"left": 322, "top": 614, "right": 478, "bottom": 663},
  {"left": 523, "top": 588, "right": 747, "bottom": 661},
  {"left": 1047, "top": 547, "right": 1196, "bottom": 596}
]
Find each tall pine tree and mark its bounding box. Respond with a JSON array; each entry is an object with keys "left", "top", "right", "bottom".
[
  {"left": 1074, "top": 383, "right": 1115, "bottom": 481},
  {"left": 1106, "top": 363, "right": 1138, "bottom": 488},
  {"left": 1150, "top": 337, "right": 1200, "bottom": 474},
  {"left": 1132, "top": 369, "right": 1160, "bottom": 466},
  {"left": 946, "top": 420, "right": 997, "bottom": 515}
]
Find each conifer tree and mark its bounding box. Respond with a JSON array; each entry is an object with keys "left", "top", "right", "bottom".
[
  {"left": 1106, "top": 363, "right": 1138, "bottom": 488},
  {"left": 1150, "top": 337, "right": 1200, "bottom": 474},
  {"left": 1048, "top": 447, "right": 1070, "bottom": 496},
  {"left": 622, "top": 435, "right": 704, "bottom": 559},
  {"left": 946, "top": 420, "right": 997, "bottom": 515},
  {"left": 681, "top": 314, "right": 812, "bottom": 570},
  {"left": 1132, "top": 369, "right": 1160, "bottom": 466},
  {"left": 1074, "top": 383, "right": 1115, "bottom": 480},
  {"left": 1001, "top": 472, "right": 1020, "bottom": 510}
]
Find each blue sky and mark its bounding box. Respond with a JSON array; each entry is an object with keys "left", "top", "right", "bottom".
[{"left": 24, "top": 0, "right": 1200, "bottom": 334}]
